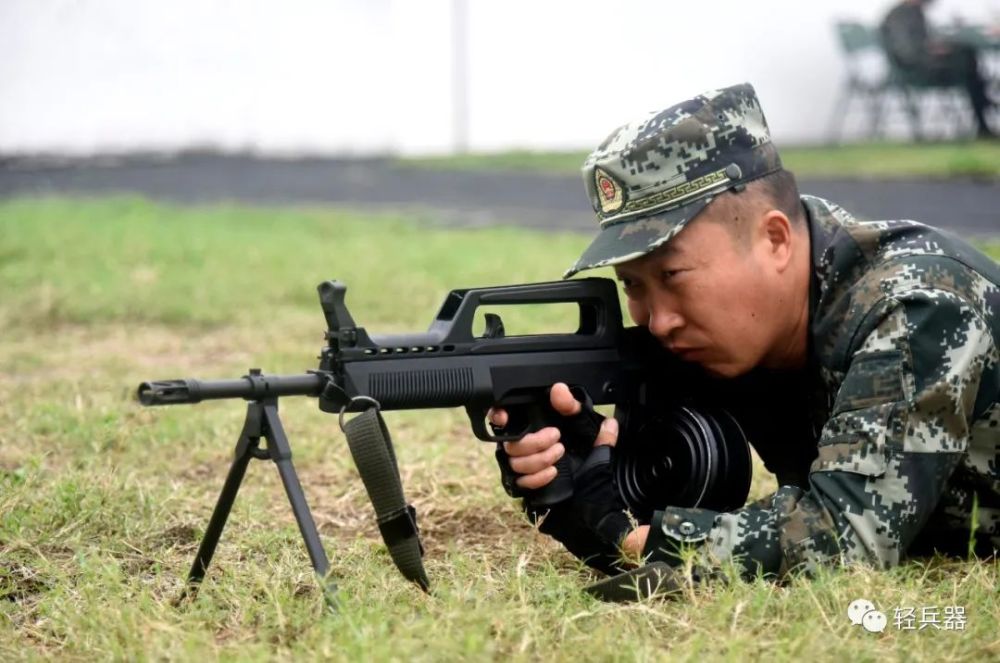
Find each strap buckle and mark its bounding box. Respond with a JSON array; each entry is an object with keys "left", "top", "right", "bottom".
[{"left": 377, "top": 504, "right": 423, "bottom": 556}]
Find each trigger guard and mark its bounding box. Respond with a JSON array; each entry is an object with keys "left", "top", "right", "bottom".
[
  {"left": 466, "top": 404, "right": 528, "bottom": 442},
  {"left": 567, "top": 385, "right": 595, "bottom": 410}
]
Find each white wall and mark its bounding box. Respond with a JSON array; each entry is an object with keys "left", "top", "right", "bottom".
[{"left": 1, "top": 0, "right": 997, "bottom": 155}]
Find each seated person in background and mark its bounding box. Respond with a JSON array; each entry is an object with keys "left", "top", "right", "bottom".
[{"left": 880, "top": 0, "right": 995, "bottom": 137}]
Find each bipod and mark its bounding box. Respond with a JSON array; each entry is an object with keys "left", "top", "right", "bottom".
[{"left": 179, "top": 393, "right": 337, "bottom": 608}]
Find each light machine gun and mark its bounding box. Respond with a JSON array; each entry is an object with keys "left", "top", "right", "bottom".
[{"left": 137, "top": 278, "right": 752, "bottom": 600}]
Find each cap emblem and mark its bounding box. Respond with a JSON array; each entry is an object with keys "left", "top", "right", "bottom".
[{"left": 594, "top": 168, "right": 624, "bottom": 215}]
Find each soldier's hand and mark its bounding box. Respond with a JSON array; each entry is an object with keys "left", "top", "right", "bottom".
[{"left": 490, "top": 383, "right": 583, "bottom": 490}]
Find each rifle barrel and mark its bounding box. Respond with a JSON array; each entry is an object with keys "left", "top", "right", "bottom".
[{"left": 137, "top": 373, "right": 325, "bottom": 406}]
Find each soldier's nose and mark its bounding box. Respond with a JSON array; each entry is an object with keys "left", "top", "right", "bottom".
[{"left": 647, "top": 307, "right": 684, "bottom": 339}]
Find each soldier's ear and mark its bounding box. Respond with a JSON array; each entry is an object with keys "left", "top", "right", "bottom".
[{"left": 758, "top": 210, "right": 794, "bottom": 271}]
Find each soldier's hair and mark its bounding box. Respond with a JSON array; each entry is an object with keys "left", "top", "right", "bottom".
[{"left": 705, "top": 168, "right": 805, "bottom": 248}]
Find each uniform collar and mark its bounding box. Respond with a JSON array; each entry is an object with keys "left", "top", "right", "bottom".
[{"left": 801, "top": 194, "right": 858, "bottom": 367}]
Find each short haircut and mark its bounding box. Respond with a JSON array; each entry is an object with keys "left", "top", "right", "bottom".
[
  {"left": 749, "top": 169, "right": 803, "bottom": 224},
  {"left": 702, "top": 168, "right": 805, "bottom": 246}
]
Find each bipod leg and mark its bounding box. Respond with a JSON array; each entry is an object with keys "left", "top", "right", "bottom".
[
  {"left": 178, "top": 398, "right": 337, "bottom": 609},
  {"left": 260, "top": 400, "right": 338, "bottom": 607},
  {"left": 180, "top": 401, "right": 263, "bottom": 602}
]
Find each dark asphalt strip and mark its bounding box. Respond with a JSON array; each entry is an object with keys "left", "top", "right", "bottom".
[{"left": 1, "top": 155, "right": 997, "bottom": 237}]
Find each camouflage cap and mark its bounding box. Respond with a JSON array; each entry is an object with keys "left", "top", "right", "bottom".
[{"left": 564, "top": 83, "right": 782, "bottom": 278}]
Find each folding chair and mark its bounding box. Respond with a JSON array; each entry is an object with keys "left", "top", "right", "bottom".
[
  {"left": 829, "top": 21, "right": 974, "bottom": 141},
  {"left": 882, "top": 63, "right": 974, "bottom": 141},
  {"left": 828, "top": 22, "right": 890, "bottom": 143}
]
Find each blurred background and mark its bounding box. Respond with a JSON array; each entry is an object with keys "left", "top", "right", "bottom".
[
  {"left": 1, "top": 0, "right": 997, "bottom": 235},
  {"left": 2, "top": 0, "right": 999, "bottom": 156}
]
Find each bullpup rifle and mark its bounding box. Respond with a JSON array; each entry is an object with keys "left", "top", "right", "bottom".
[{"left": 137, "top": 278, "right": 752, "bottom": 600}]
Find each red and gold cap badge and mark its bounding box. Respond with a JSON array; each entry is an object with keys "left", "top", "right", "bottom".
[{"left": 594, "top": 167, "right": 624, "bottom": 216}]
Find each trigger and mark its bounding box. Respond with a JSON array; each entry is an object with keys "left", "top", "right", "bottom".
[{"left": 466, "top": 405, "right": 521, "bottom": 442}]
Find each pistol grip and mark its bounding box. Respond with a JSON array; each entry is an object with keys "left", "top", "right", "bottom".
[
  {"left": 488, "top": 386, "right": 605, "bottom": 507},
  {"left": 525, "top": 455, "right": 577, "bottom": 507}
]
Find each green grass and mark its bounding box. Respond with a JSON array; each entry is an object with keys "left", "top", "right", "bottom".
[
  {"left": 400, "top": 141, "right": 1000, "bottom": 179},
  {"left": 2, "top": 197, "right": 999, "bottom": 661}
]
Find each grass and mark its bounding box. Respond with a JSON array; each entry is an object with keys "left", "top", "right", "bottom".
[
  {"left": 399, "top": 141, "right": 1000, "bottom": 179},
  {"left": 1, "top": 197, "right": 999, "bottom": 661}
]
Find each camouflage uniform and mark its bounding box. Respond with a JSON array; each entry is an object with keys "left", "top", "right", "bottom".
[
  {"left": 554, "top": 83, "right": 1000, "bottom": 581},
  {"left": 642, "top": 195, "right": 1000, "bottom": 578}
]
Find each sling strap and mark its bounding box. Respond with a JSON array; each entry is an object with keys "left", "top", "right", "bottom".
[{"left": 341, "top": 403, "right": 430, "bottom": 592}]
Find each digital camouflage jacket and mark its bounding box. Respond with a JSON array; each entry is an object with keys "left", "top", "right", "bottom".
[{"left": 642, "top": 195, "right": 1000, "bottom": 577}]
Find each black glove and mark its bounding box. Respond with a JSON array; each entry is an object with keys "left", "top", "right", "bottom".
[
  {"left": 494, "top": 385, "right": 605, "bottom": 500},
  {"left": 512, "top": 442, "right": 634, "bottom": 575},
  {"left": 570, "top": 443, "right": 633, "bottom": 549},
  {"left": 493, "top": 388, "right": 637, "bottom": 573}
]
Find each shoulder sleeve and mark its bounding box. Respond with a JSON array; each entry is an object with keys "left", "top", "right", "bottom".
[{"left": 643, "top": 290, "right": 996, "bottom": 579}]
